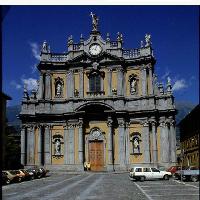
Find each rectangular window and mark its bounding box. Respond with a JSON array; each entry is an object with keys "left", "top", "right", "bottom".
[
  {"left": 135, "top": 168, "right": 142, "bottom": 172},
  {"left": 143, "top": 168, "right": 151, "bottom": 172},
  {"left": 89, "top": 75, "right": 101, "bottom": 92}
]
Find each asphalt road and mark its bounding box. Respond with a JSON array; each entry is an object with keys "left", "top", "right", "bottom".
[{"left": 2, "top": 173, "right": 199, "bottom": 200}]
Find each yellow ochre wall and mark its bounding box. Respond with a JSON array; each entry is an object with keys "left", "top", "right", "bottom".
[
  {"left": 129, "top": 123, "right": 143, "bottom": 164},
  {"left": 112, "top": 70, "right": 117, "bottom": 92},
  {"left": 74, "top": 72, "right": 79, "bottom": 92},
  {"left": 51, "top": 73, "right": 67, "bottom": 99},
  {"left": 51, "top": 125, "right": 64, "bottom": 165}
]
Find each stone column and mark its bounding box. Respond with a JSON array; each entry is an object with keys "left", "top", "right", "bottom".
[
  {"left": 117, "top": 67, "right": 124, "bottom": 96},
  {"left": 79, "top": 69, "right": 84, "bottom": 98},
  {"left": 66, "top": 72, "right": 70, "bottom": 98},
  {"left": 45, "top": 72, "right": 51, "bottom": 100},
  {"left": 64, "top": 126, "right": 68, "bottom": 164},
  {"left": 170, "top": 121, "right": 177, "bottom": 163},
  {"left": 125, "top": 122, "right": 130, "bottom": 167},
  {"left": 38, "top": 73, "right": 44, "bottom": 99},
  {"left": 68, "top": 123, "right": 75, "bottom": 164},
  {"left": 141, "top": 67, "right": 147, "bottom": 96},
  {"left": 107, "top": 68, "right": 112, "bottom": 96},
  {"left": 160, "top": 119, "right": 170, "bottom": 163},
  {"left": 44, "top": 125, "right": 51, "bottom": 165},
  {"left": 37, "top": 125, "right": 42, "bottom": 166},
  {"left": 107, "top": 117, "right": 113, "bottom": 170},
  {"left": 21, "top": 127, "right": 26, "bottom": 166},
  {"left": 71, "top": 70, "right": 74, "bottom": 98},
  {"left": 142, "top": 121, "right": 150, "bottom": 163},
  {"left": 151, "top": 121, "right": 158, "bottom": 165},
  {"left": 148, "top": 66, "right": 153, "bottom": 95},
  {"left": 117, "top": 118, "right": 126, "bottom": 169},
  {"left": 27, "top": 126, "right": 35, "bottom": 165},
  {"left": 78, "top": 118, "right": 84, "bottom": 165}
]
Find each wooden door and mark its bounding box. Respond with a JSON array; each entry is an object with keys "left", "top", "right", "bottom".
[{"left": 89, "top": 141, "right": 104, "bottom": 171}]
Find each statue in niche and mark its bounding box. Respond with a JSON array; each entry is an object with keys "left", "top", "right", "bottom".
[
  {"left": 56, "top": 82, "right": 62, "bottom": 96},
  {"left": 130, "top": 78, "right": 137, "bottom": 94},
  {"left": 133, "top": 137, "right": 140, "bottom": 153},
  {"left": 55, "top": 139, "right": 61, "bottom": 155}
]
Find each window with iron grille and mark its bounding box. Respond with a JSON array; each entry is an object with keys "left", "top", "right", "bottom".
[{"left": 89, "top": 73, "right": 101, "bottom": 92}]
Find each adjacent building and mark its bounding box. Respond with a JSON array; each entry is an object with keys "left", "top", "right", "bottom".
[
  {"left": 179, "top": 105, "right": 199, "bottom": 167},
  {"left": 1, "top": 92, "right": 12, "bottom": 169},
  {"left": 19, "top": 13, "right": 177, "bottom": 171}
]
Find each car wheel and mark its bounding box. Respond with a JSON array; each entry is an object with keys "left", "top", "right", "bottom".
[
  {"left": 191, "top": 176, "right": 198, "bottom": 182},
  {"left": 18, "top": 177, "right": 22, "bottom": 182},
  {"left": 140, "top": 176, "right": 145, "bottom": 182},
  {"left": 163, "top": 175, "right": 169, "bottom": 180},
  {"left": 6, "top": 179, "right": 11, "bottom": 184}
]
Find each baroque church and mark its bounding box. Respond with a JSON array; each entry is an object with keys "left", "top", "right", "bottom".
[{"left": 20, "top": 13, "right": 177, "bottom": 171}]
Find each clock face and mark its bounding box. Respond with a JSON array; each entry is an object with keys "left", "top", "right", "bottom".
[{"left": 89, "top": 44, "right": 102, "bottom": 56}]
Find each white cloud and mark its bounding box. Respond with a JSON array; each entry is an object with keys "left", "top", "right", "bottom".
[
  {"left": 161, "top": 67, "right": 171, "bottom": 80},
  {"left": 31, "top": 63, "right": 37, "bottom": 74},
  {"left": 172, "top": 79, "right": 188, "bottom": 92},
  {"left": 10, "top": 80, "right": 22, "bottom": 90},
  {"left": 29, "top": 42, "right": 40, "bottom": 61},
  {"left": 21, "top": 78, "right": 38, "bottom": 91}
]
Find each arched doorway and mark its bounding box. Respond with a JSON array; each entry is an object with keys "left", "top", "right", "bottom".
[{"left": 88, "top": 128, "right": 105, "bottom": 171}]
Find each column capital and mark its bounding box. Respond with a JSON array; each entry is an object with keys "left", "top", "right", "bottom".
[
  {"left": 142, "top": 121, "right": 149, "bottom": 127},
  {"left": 107, "top": 117, "right": 113, "bottom": 127},
  {"left": 77, "top": 118, "right": 83, "bottom": 128},
  {"left": 117, "top": 118, "right": 125, "bottom": 127}
]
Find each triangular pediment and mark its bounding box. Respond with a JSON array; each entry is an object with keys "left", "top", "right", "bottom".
[{"left": 69, "top": 51, "right": 124, "bottom": 64}]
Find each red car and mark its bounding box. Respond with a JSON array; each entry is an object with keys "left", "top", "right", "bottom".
[{"left": 167, "top": 166, "right": 181, "bottom": 175}]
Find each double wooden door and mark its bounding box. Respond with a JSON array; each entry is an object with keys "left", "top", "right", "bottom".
[{"left": 89, "top": 141, "right": 104, "bottom": 171}]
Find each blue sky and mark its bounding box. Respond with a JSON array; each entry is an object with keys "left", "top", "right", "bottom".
[{"left": 2, "top": 6, "right": 199, "bottom": 106}]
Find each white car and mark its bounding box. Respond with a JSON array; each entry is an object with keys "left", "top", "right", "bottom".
[{"left": 129, "top": 167, "right": 172, "bottom": 181}]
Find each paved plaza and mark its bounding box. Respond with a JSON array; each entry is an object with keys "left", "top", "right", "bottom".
[{"left": 2, "top": 173, "right": 199, "bottom": 200}]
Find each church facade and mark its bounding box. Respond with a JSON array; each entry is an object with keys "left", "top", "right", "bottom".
[{"left": 20, "top": 14, "right": 177, "bottom": 171}]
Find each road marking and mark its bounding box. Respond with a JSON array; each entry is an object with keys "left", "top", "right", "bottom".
[
  {"left": 76, "top": 175, "right": 105, "bottom": 200},
  {"left": 134, "top": 182, "right": 154, "bottom": 200},
  {"left": 41, "top": 174, "right": 95, "bottom": 200},
  {"left": 149, "top": 194, "right": 199, "bottom": 196},
  {"left": 173, "top": 180, "right": 199, "bottom": 189},
  {"left": 4, "top": 174, "right": 82, "bottom": 200}
]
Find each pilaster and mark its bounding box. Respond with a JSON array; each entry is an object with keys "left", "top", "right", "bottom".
[
  {"left": 44, "top": 125, "right": 51, "bottom": 165},
  {"left": 151, "top": 121, "right": 158, "bottom": 166},
  {"left": 148, "top": 66, "right": 153, "bottom": 95},
  {"left": 107, "top": 68, "right": 112, "bottom": 96},
  {"left": 78, "top": 118, "right": 84, "bottom": 164},
  {"left": 21, "top": 127, "right": 26, "bottom": 166},
  {"left": 79, "top": 69, "right": 84, "bottom": 98},
  {"left": 142, "top": 121, "right": 150, "bottom": 163},
  {"left": 117, "top": 67, "right": 124, "bottom": 96},
  {"left": 107, "top": 117, "right": 114, "bottom": 171},
  {"left": 37, "top": 125, "right": 42, "bottom": 166},
  {"left": 117, "top": 118, "right": 126, "bottom": 168},
  {"left": 170, "top": 120, "right": 176, "bottom": 163},
  {"left": 38, "top": 73, "right": 44, "bottom": 99},
  {"left": 45, "top": 72, "right": 51, "bottom": 100},
  {"left": 141, "top": 67, "right": 147, "bottom": 96}
]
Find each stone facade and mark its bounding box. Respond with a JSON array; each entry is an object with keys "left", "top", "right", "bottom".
[{"left": 20, "top": 13, "right": 176, "bottom": 171}]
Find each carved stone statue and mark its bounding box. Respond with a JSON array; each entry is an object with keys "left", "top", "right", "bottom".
[
  {"left": 55, "top": 139, "right": 61, "bottom": 155},
  {"left": 56, "top": 82, "right": 62, "bottom": 96},
  {"left": 145, "top": 34, "right": 151, "bottom": 47},
  {"left": 130, "top": 79, "right": 137, "bottom": 94},
  {"left": 90, "top": 12, "right": 98, "bottom": 31},
  {"left": 133, "top": 137, "right": 140, "bottom": 153}
]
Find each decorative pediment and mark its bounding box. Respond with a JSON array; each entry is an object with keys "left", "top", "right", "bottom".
[{"left": 69, "top": 51, "right": 124, "bottom": 64}]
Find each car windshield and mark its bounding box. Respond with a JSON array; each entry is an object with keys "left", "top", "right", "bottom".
[{"left": 9, "top": 171, "right": 17, "bottom": 175}]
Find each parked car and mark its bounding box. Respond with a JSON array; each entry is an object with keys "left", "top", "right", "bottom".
[
  {"left": 2, "top": 172, "right": 11, "bottom": 185},
  {"left": 19, "top": 169, "right": 34, "bottom": 180},
  {"left": 129, "top": 167, "right": 172, "bottom": 181},
  {"left": 13, "top": 170, "right": 26, "bottom": 181},
  {"left": 38, "top": 167, "right": 49, "bottom": 177},
  {"left": 174, "top": 166, "right": 199, "bottom": 182},
  {"left": 3, "top": 170, "right": 22, "bottom": 183},
  {"left": 26, "top": 168, "right": 41, "bottom": 179},
  {"left": 166, "top": 166, "right": 181, "bottom": 176}
]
